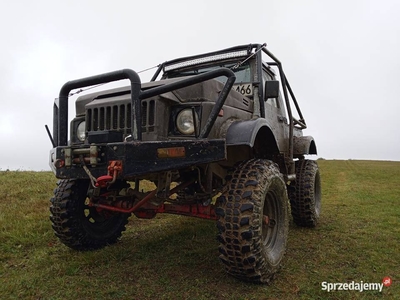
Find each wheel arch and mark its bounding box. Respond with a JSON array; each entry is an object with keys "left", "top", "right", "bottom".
[
  {"left": 225, "top": 119, "right": 280, "bottom": 155},
  {"left": 293, "top": 136, "right": 317, "bottom": 156}
]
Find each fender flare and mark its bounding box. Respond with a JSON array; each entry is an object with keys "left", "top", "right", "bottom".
[
  {"left": 225, "top": 119, "right": 279, "bottom": 151},
  {"left": 293, "top": 136, "right": 317, "bottom": 155}
]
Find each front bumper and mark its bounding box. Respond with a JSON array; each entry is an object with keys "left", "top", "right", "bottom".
[{"left": 49, "top": 139, "right": 226, "bottom": 179}]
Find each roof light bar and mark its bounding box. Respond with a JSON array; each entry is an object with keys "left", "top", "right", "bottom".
[{"left": 164, "top": 50, "right": 249, "bottom": 72}]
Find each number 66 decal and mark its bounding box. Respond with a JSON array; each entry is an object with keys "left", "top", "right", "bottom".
[{"left": 234, "top": 84, "right": 253, "bottom": 96}]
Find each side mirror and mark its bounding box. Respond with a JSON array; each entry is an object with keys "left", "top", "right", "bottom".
[{"left": 264, "top": 80, "right": 280, "bottom": 100}]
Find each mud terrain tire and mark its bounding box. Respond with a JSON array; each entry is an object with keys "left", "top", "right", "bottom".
[
  {"left": 50, "top": 179, "right": 130, "bottom": 250},
  {"left": 216, "top": 159, "right": 289, "bottom": 283},
  {"left": 288, "top": 159, "right": 321, "bottom": 227}
]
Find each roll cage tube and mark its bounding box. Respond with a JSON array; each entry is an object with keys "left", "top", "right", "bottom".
[
  {"left": 153, "top": 43, "right": 306, "bottom": 126},
  {"left": 261, "top": 47, "right": 307, "bottom": 172},
  {"left": 53, "top": 68, "right": 235, "bottom": 147},
  {"left": 150, "top": 43, "right": 306, "bottom": 169},
  {"left": 55, "top": 69, "right": 141, "bottom": 147},
  {"left": 140, "top": 68, "right": 235, "bottom": 138}
]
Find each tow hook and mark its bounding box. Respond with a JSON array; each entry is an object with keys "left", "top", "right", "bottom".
[
  {"left": 96, "top": 160, "right": 123, "bottom": 188},
  {"left": 95, "top": 175, "right": 113, "bottom": 188}
]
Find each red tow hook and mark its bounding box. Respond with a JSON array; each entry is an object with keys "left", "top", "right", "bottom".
[
  {"left": 95, "top": 160, "right": 123, "bottom": 188},
  {"left": 96, "top": 175, "right": 114, "bottom": 188}
]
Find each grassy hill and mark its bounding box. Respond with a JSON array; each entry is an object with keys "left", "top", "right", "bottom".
[{"left": 0, "top": 160, "right": 398, "bottom": 299}]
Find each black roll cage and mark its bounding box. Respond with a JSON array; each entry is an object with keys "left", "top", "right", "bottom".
[
  {"left": 53, "top": 68, "right": 235, "bottom": 147},
  {"left": 51, "top": 43, "right": 305, "bottom": 172},
  {"left": 152, "top": 43, "right": 307, "bottom": 162},
  {"left": 153, "top": 43, "right": 306, "bottom": 125}
]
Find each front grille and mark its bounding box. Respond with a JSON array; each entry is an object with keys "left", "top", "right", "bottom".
[
  {"left": 87, "top": 103, "right": 132, "bottom": 137},
  {"left": 142, "top": 99, "right": 156, "bottom": 133},
  {"left": 86, "top": 99, "right": 156, "bottom": 138}
]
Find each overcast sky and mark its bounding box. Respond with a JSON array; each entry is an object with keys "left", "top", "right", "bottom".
[{"left": 1, "top": 0, "right": 400, "bottom": 170}]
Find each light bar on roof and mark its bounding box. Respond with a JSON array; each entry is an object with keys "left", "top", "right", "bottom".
[{"left": 164, "top": 50, "right": 249, "bottom": 72}]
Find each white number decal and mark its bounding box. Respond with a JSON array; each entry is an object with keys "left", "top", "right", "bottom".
[{"left": 233, "top": 84, "right": 253, "bottom": 96}]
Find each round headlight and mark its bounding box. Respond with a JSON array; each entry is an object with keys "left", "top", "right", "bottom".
[
  {"left": 176, "top": 109, "right": 198, "bottom": 135},
  {"left": 76, "top": 121, "right": 86, "bottom": 142}
]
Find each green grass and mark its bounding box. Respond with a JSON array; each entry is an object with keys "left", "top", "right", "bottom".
[{"left": 0, "top": 160, "right": 399, "bottom": 299}]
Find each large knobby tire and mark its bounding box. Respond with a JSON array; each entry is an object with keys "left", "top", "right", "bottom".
[
  {"left": 216, "top": 159, "right": 289, "bottom": 284},
  {"left": 50, "top": 179, "right": 130, "bottom": 250},
  {"left": 288, "top": 159, "right": 321, "bottom": 227}
]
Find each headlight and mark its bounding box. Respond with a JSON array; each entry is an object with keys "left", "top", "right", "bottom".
[
  {"left": 176, "top": 109, "right": 198, "bottom": 135},
  {"left": 76, "top": 121, "right": 86, "bottom": 142}
]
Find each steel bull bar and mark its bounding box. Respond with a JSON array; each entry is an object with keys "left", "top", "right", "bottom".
[{"left": 51, "top": 68, "right": 236, "bottom": 179}]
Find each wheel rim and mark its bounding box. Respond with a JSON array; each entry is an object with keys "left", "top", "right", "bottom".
[
  {"left": 262, "top": 189, "right": 282, "bottom": 264},
  {"left": 84, "top": 197, "right": 108, "bottom": 224},
  {"left": 81, "top": 196, "right": 119, "bottom": 235}
]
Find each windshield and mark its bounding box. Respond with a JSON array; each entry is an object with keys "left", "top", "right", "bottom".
[{"left": 163, "top": 62, "right": 251, "bottom": 84}]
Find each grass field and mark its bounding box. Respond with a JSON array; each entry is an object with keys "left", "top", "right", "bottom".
[{"left": 0, "top": 160, "right": 399, "bottom": 299}]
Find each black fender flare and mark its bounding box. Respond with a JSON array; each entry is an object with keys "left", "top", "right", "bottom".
[
  {"left": 293, "top": 136, "right": 317, "bottom": 155},
  {"left": 225, "top": 119, "right": 279, "bottom": 152}
]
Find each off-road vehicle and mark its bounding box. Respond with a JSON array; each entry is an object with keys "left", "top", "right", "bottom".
[{"left": 47, "top": 43, "right": 321, "bottom": 283}]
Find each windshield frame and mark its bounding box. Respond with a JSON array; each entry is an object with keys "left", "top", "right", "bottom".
[{"left": 161, "top": 60, "right": 253, "bottom": 85}]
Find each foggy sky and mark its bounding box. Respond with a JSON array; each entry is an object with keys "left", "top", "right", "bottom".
[{"left": 1, "top": 0, "right": 400, "bottom": 170}]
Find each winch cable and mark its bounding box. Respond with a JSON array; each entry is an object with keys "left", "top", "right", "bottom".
[{"left": 80, "top": 155, "right": 97, "bottom": 188}]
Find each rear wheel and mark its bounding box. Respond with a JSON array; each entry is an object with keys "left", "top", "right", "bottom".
[
  {"left": 216, "top": 159, "right": 289, "bottom": 283},
  {"left": 50, "top": 179, "right": 130, "bottom": 250},
  {"left": 288, "top": 159, "right": 321, "bottom": 227}
]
